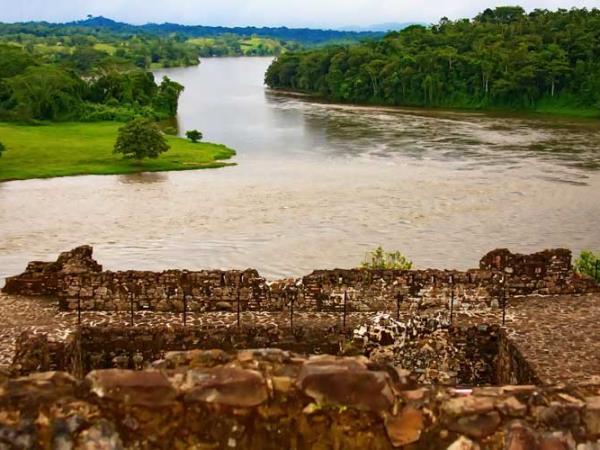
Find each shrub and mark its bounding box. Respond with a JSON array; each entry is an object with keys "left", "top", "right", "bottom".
[
  {"left": 0, "top": 141, "right": 5, "bottom": 157},
  {"left": 575, "top": 250, "right": 600, "bottom": 282},
  {"left": 80, "top": 103, "right": 162, "bottom": 122},
  {"left": 80, "top": 103, "right": 137, "bottom": 122},
  {"left": 186, "top": 129, "right": 203, "bottom": 143},
  {"left": 360, "top": 246, "right": 413, "bottom": 270}
]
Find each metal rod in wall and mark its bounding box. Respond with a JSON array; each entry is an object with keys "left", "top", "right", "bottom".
[
  {"left": 77, "top": 291, "right": 81, "bottom": 326},
  {"left": 130, "top": 292, "right": 134, "bottom": 327},
  {"left": 449, "top": 274, "right": 455, "bottom": 325},
  {"left": 183, "top": 288, "right": 187, "bottom": 327},
  {"left": 237, "top": 274, "right": 242, "bottom": 329},
  {"left": 502, "top": 287, "right": 507, "bottom": 326},
  {"left": 343, "top": 290, "right": 348, "bottom": 331},
  {"left": 289, "top": 289, "right": 294, "bottom": 332}
]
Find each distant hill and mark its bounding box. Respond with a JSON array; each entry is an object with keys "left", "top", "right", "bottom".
[
  {"left": 339, "top": 22, "right": 422, "bottom": 32},
  {"left": 64, "top": 16, "right": 385, "bottom": 44}
]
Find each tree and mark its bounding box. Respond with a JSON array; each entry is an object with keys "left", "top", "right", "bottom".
[
  {"left": 7, "top": 65, "right": 84, "bottom": 120},
  {"left": 113, "top": 118, "right": 169, "bottom": 160},
  {"left": 152, "top": 76, "right": 184, "bottom": 117},
  {"left": 69, "top": 46, "right": 108, "bottom": 72},
  {"left": 0, "top": 141, "right": 5, "bottom": 157},
  {"left": 185, "top": 129, "right": 203, "bottom": 143},
  {"left": 0, "top": 45, "right": 37, "bottom": 78}
]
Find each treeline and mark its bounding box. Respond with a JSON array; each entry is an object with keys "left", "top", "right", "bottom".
[
  {"left": 0, "top": 17, "right": 381, "bottom": 64},
  {"left": 265, "top": 7, "right": 600, "bottom": 114},
  {"left": 66, "top": 16, "right": 383, "bottom": 45},
  {"left": 0, "top": 44, "right": 183, "bottom": 122}
]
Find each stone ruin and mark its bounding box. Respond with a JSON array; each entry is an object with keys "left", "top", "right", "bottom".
[{"left": 2, "top": 246, "right": 600, "bottom": 449}]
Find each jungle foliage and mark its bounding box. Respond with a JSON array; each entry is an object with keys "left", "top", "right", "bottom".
[
  {"left": 0, "top": 44, "right": 184, "bottom": 122},
  {"left": 265, "top": 7, "right": 600, "bottom": 115}
]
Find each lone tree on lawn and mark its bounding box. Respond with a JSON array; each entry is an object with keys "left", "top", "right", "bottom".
[
  {"left": 113, "top": 118, "right": 169, "bottom": 160},
  {"left": 186, "top": 129, "right": 203, "bottom": 143}
]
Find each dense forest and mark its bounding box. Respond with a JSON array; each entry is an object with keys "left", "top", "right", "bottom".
[
  {"left": 265, "top": 7, "right": 600, "bottom": 115},
  {"left": 0, "top": 44, "right": 184, "bottom": 122}
]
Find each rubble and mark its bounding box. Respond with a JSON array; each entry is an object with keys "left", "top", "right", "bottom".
[{"left": 353, "top": 313, "right": 474, "bottom": 385}]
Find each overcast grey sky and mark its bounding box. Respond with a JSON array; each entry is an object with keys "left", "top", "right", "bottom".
[{"left": 1, "top": 0, "right": 599, "bottom": 28}]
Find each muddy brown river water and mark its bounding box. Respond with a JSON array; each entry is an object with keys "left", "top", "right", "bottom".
[{"left": 1, "top": 57, "right": 599, "bottom": 282}]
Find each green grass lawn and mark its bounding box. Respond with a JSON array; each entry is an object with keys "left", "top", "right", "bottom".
[{"left": 0, "top": 122, "right": 236, "bottom": 182}]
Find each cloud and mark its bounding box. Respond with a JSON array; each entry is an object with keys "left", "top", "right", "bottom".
[{"left": 1, "top": 0, "right": 599, "bottom": 27}]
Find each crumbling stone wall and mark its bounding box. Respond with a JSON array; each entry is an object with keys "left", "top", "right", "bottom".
[
  {"left": 300, "top": 248, "right": 596, "bottom": 311},
  {"left": 2, "top": 352, "right": 600, "bottom": 450},
  {"left": 3, "top": 246, "right": 598, "bottom": 313},
  {"left": 496, "top": 329, "right": 542, "bottom": 385},
  {"left": 12, "top": 319, "right": 513, "bottom": 387},
  {"left": 11, "top": 323, "right": 357, "bottom": 378},
  {"left": 352, "top": 313, "right": 501, "bottom": 386},
  {"left": 480, "top": 248, "right": 572, "bottom": 276},
  {"left": 3, "top": 246, "right": 270, "bottom": 311}
]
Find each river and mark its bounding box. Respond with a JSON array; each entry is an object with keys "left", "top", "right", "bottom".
[{"left": 1, "top": 57, "right": 599, "bottom": 281}]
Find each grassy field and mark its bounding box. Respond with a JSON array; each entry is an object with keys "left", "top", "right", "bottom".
[
  {"left": 0, "top": 122, "right": 236, "bottom": 182},
  {"left": 187, "top": 36, "right": 284, "bottom": 56},
  {"left": 239, "top": 37, "right": 282, "bottom": 54},
  {"left": 93, "top": 43, "right": 118, "bottom": 55}
]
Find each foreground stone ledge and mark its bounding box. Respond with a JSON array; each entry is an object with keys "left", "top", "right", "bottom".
[{"left": 2, "top": 351, "right": 600, "bottom": 449}]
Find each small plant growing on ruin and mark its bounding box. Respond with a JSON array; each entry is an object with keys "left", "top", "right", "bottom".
[
  {"left": 186, "top": 129, "right": 203, "bottom": 143},
  {"left": 360, "top": 246, "right": 413, "bottom": 270},
  {"left": 575, "top": 250, "right": 600, "bottom": 282},
  {"left": 113, "top": 118, "right": 170, "bottom": 161}
]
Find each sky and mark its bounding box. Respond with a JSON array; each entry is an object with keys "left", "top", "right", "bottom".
[{"left": 1, "top": 0, "right": 600, "bottom": 28}]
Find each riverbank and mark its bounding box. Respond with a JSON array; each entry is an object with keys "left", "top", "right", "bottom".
[
  {"left": 0, "top": 122, "right": 236, "bottom": 182},
  {"left": 267, "top": 88, "right": 600, "bottom": 120}
]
